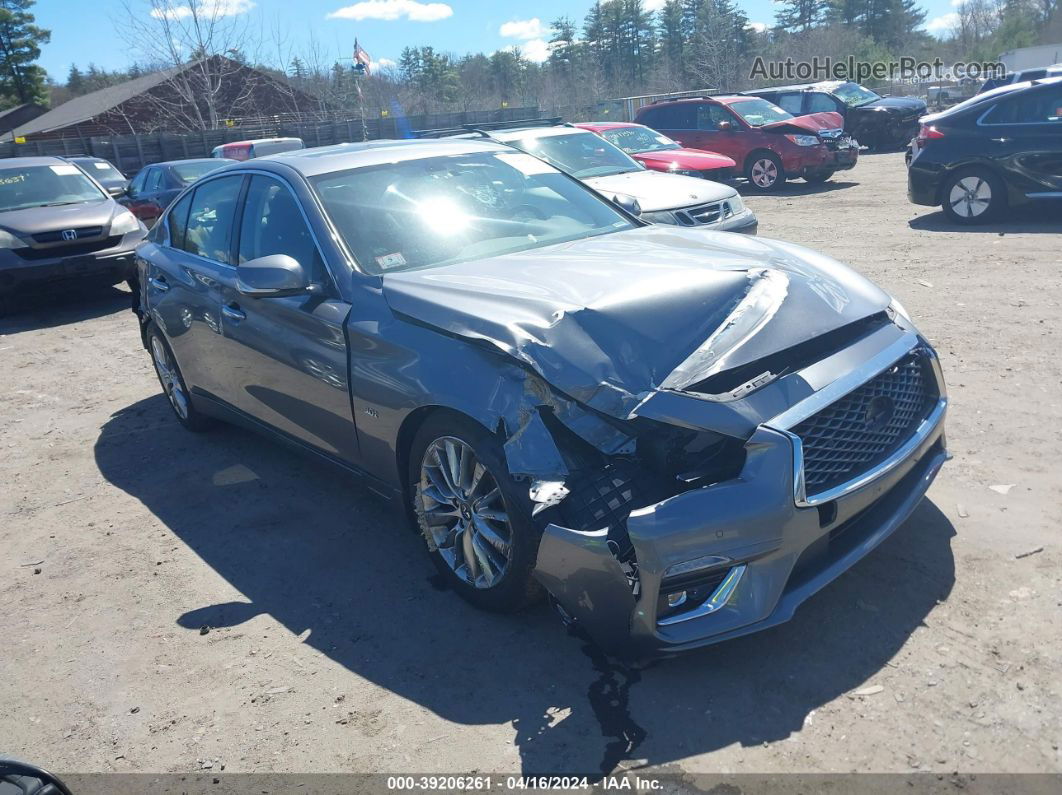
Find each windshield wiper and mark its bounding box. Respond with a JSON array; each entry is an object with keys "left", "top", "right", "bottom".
[{"left": 34, "top": 200, "right": 86, "bottom": 207}]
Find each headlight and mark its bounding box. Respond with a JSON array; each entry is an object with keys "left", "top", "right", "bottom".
[
  {"left": 726, "top": 193, "right": 745, "bottom": 215},
  {"left": 110, "top": 210, "right": 142, "bottom": 235},
  {"left": 785, "top": 134, "right": 821, "bottom": 147},
  {"left": 640, "top": 210, "right": 680, "bottom": 225},
  {"left": 668, "top": 165, "right": 699, "bottom": 177},
  {"left": 888, "top": 297, "right": 913, "bottom": 325},
  {"left": 0, "top": 229, "right": 25, "bottom": 249}
]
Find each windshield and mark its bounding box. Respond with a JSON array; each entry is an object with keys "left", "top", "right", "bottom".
[
  {"left": 0, "top": 163, "right": 107, "bottom": 212},
  {"left": 74, "top": 159, "right": 124, "bottom": 182},
  {"left": 506, "top": 131, "right": 641, "bottom": 178},
  {"left": 311, "top": 151, "right": 636, "bottom": 275},
  {"left": 598, "top": 126, "right": 680, "bottom": 154},
  {"left": 173, "top": 161, "right": 230, "bottom": 184},
  {"left": 833, "top": 82, "right": 882, "bottom": 107},
  {"left": 729, "top": 99, "right": 794, "bottom": 126}
]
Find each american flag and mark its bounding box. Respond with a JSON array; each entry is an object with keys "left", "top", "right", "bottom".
[{"left": 354, "top": 39, "right": 372, "bottom": 76}]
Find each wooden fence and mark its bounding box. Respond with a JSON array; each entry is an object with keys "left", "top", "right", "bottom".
[{"left": 0, "top": 106, "right": 541, "bottom": 175}]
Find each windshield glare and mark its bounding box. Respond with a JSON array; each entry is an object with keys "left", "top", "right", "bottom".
[
  {"left": 74, "top": 160, "right": 124, "bottom": 181},
  {"left": 508, "top": 132, "right": 641, "bottom": 178},
  {"left": 311, "top": 151, "right": 636, "bottom": 275},
  {"left": 173, "top": 161, "right": 229, "bottom": 184},
  {"left": 599, "top": 126, "right": 679, "bottom": 154},
  {"left": 833, "top": 82, "right": 882, "bottom": 107},
  {"left": 730, "top": 98, "right": 793, "bottom": 126},
  {"left": 0, "top": 164, "right": 107, "bottom": 212}
]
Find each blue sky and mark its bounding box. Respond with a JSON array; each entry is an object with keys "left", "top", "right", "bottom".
[{"left": 35, "top": 0, "right": 960, "bottom": 81}]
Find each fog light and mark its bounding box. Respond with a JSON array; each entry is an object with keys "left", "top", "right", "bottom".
[{"left": 667, "top": 591, "right": 687, "bottom": 608}]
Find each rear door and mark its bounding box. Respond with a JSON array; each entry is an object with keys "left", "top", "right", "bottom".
[
  {"left": 686, "top": 103, "right": 748, "bottom": 162},
  {"left": 143, "top": 174, "right": 245, "bottom": 399},
  {"left": 640, "top": 103, "right": 696, "bottom": 146},
  {"left": 215, "top": 173, "right": 359, "bottom": 463},
  {"left": 979, "top": 84, "right": 1062, "bottom": 194}
]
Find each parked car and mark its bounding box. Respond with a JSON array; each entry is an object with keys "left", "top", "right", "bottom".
[
  {"left": 574, "top": 122, "right": 737, "bottom": 181},
  {"left": 65, "top": 156, "right": 128, "bottom": 196},
  {"left": 0, "top": 156, "right": 146, "bottom": 306},
  {"left": 635, "top": 95, "right": 858, "bottom": 190},
  {"left": 979, "top": 65, "right": 1062, "bottom": 94},
  {"left": 481, "top": 122, "right": 757, "bottom": 233},
  {"left": 121, "top": 158, "right": 236, "bottom": 226},
  {"left": 210, "top": 137, "right": 304, "bottom": 161},
  {"left": 743, "top": 81, "right": 927, "bottom": 151},
  {"left": 134, "top": 138, "right": 948, "bottom": 656},
  {"left": 908, "top": 76, "right": 1062, "bottom": 224}
]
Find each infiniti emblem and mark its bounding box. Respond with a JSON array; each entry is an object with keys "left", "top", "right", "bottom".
[
  {"left": 61, "top": 229, "right": 77, "bottom": 241},
  {"left": 865, "top": 395, "right": 895, "bottom": 431}
]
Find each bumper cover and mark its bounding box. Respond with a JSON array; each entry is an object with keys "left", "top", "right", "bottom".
[
  {"left": 534, "top": 333, "right": 947, "bottom": 657},
  {"left": 0, "top": 237, "right": 142, "bottom": 292},
  {"left": 715, "top": 208, "right": 758, "bottom": 235}
]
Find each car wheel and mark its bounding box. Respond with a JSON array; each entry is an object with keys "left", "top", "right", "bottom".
[
  {"left": 804, "top": 170, "right": 835, "bottom": 184},
  {"left": 941, "top": 168, "right": 1005, "bottom": 224},
  {"left": 746, "top": 152, "right": 786, "bottom": 191},
  {"left": 147, "top": 325, "right": 212, "bottom": 432},
  {"left": 410, "top": 412, "right": 543, "bottom": 612}
]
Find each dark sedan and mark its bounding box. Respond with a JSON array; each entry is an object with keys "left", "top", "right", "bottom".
[
  {"left": 908, "top": 76, "right": 1062, "bottom": 223},
  {"left": 134, "top": 139, "right": 947, "bottom": 657},
  {"left": 0, "top": 156, "right": 146, "bottom": 307},
  {"left": 67, "top": 156, "right": 128, "bottom": 196},
  {"left": 744, "top": 81, "right": 927, "bottom": 151},
  {"left": 121, "top": 158, "right": 235, "bottom": 226}
]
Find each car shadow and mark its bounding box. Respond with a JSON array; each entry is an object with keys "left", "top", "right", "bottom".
[
  {"left": 741, "top": 180, "right": 858, "bottom": 197},
  {"left": 0, "top": 283, "right": 132, "bottom": 334},
  {"left": 909, "top": 204, "right": 1062, "bottom": 234},
  {"left": 94, "top": 396, "right": 956, "bottom": 778}
]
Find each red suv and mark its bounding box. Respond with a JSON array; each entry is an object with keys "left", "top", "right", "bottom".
[
  {"left": 574, "top": 122, "right": 736, "bottom": 181},
  {"left": 635, "top": 95, "right": 858, "bottom": 190}
]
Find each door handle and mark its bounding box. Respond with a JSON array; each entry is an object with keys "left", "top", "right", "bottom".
[
  {"left": 990, "top": 137, "right": 1011, "bottom": 143},
  {"left": 148, "top": 276, "right": 169, "bottom": 292},
  {"left": 222, "top": 303, "right": 246, "bottom": 322}
]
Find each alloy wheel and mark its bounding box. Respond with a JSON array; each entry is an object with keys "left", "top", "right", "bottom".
[
  {"left": 418, "top": 436, "right": 513, "bottom": 589},
  {"left": 750, "top": 158, "right": 778, "bottom": 188},
  {"left": 948, "top": 176, "right": 991, "bottom": 219},
  {"left": 151, "top": 336, "right": 189, "bottom": 420}
]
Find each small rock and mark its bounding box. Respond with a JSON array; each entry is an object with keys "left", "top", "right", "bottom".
[
  {"left": 917, "top": 279, "right": 933, "bottom": 288},
  {"left": 33, "top": 568, "right": 41, "bottom": 575},
  {"left": 851, "top": 684, "right": 884, "bottom": 697},
  {"left": 956, "top": 504, "right": 969, "bottom": 519},
  {"left": 988, "top": 484, "right": 1014, "bottom": 495},
  {"left": 200, "top": 760, "right": 213, "bottom": 769},
  {"left": 199, "top": 626, "right": 210, "bottom": 636},
  {"left": 1015, "top": 546, "right": 1043, "bottom": 560},
  {"left": 130, "top": 707, "right": 139, "bottom": 714}
]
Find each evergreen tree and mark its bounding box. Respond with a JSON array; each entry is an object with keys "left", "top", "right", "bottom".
[
  {"left": 775, "top": 0, "right": 829, "bottom": 32},
  {"left": 0, "top": 0, "right": 50, "bottom": 107},
  {"left": 66, "top": 63, "right": 84, "bottom": 95}
]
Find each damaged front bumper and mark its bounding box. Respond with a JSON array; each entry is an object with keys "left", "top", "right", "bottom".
[{"left": 533, "top": 330, "right": 948, "bottom": 658}]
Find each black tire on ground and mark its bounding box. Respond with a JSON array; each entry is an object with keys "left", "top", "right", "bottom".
[
  {"left": 804, "top": 170, "right": 835, "bottom": 184},
  {"left": 940, "top": 167, "right": 1006, "bottom": 225},
  {"left": 146, "top": 323, "right": 213, "bottom": 432},
  {"left": 745, "top": 152, "right": 786, "bottom": 191},
  {"left": 409, "top": 410, "right": 544, "bottom": 613}
]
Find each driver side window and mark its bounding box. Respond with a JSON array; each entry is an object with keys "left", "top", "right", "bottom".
[
  {"left": 128, "top": 169, "right": 148, "bottom": 197},
  {"left": 806, "top": 93, "right": 840, "bottom": 113},
  {"left": 238, "top": 175, "right": 326, "bottom": 283}
]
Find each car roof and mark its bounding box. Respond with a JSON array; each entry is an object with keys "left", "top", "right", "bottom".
[
  {"left": 487, "top": 126, "right": 586, "bottom": 142},
  {"left": 219, "top": 137, "right": 303, "bottom": 146},
  {"left": 745, "top": 81, "right": 848, "bottom": 94},
  {"left": 576, "top": 121, "right": 640, "bottom": 130},
  {"left": 152, "top": 158, "right": 227, "bottom": 168},
  {"left": 644, "top": 95, "right": 750, "bottom": 108},
  {"left": 0, "top": 155, "right": 69, "bottom": 170},
  {"left": 249, "top": 138, "right": 513, "bottom": 177}
]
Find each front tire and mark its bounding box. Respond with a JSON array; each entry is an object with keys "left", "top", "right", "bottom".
[
  {"left": 746, "top": 152, "right": 786, "bottom": 191},
  {"left": 147, "top": 325, "right": 212, "bottom": 432},
  {"left": 410, "top": 412, "right": 543, "bottom": 612},
  {"left": 941, "top": 167, "right": 1005, "bottom": 224}
]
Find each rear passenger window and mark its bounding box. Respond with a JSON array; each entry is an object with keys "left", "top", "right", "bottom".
[
  {"left": 238, "top": 175, "right": 325, "bottom": 281},
  {"left": 164, "top": 192, "right": 192, "bottom": 249},
  {"left": 144, "top": 168, "right": 164, "bottom": 193},
  {"left": 775, "top": 93, "right": 804, "bottom": 114},
  {"left": 806, "top": 93, "right": 839, "bottom": 113},
  {"left": 181, "top": 175, "right": 244, "bottom": 264}
]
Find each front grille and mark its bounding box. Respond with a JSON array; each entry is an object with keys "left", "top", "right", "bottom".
[
  {"left": 675, "top": 201, "right": 724, "bottom": 226},
  {"left": 792, "top": 351, "right": 937, "bottom": 496},
  {"left": 32, "top": 227, "right": 104, "bottom": 243},
  {"left": 14, "top": 236, "right": 121, "bottom": 260}
]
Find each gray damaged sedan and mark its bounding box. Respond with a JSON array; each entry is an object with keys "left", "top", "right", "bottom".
[{"left": 134, "top": 138, "right": 948, "bottom": 656}]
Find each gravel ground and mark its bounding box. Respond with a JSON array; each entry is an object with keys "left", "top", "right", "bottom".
[{"left": 1, "top": 152, "right": 1060, "bottom": 779}]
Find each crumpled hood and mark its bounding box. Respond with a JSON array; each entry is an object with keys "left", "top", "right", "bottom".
[
  {"left": 0, "top": 198, "right": 124, "bottom": 237},
  {"left": 583, "top": 170, "right": 735, "bottom": 211},
  {"left": 860, "top": 96, "right": 927, "bottom": 115},
  {"left": 761, "top": 111, "right": 844, "bottom": 134},
  {"left": 382, "top": 225, "right": 890, "bottom": 419},
  {"left": 633, "top": 148, "right": 736, "bottom": 171}
]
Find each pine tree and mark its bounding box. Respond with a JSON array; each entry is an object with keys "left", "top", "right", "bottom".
[
  {"left": 66, "top": 63, "right": 84, "bottom": 95},
  {"left": 775, "top": 0, "right": 828, "bottom": 32},
  {"left": 0, "top": 0, "right": 50, "bottom": 107}
]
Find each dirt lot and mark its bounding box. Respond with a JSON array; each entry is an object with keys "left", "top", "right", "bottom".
[{"left": 2, "top": 152, "right": 1060, "bottom": 779}]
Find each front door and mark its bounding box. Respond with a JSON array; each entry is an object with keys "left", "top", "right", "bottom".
[
  {"left": 215, "top": 174, "right": 359, "bottom": 464},
  {"left": 981, "top": 84, "right": 1062, "bottom": 195}
]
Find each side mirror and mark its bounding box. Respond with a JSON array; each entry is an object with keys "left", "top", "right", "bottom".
[
  {"left": 236, "top": 254, "right": 312, "bottom": 298},
  {"left": 108, "top": 185, "right": 127, "bottom": 197},
  {"left": 611, "top": 193, "right": 642, "bottom": 216},
  {"left": 717, "top": 120, "right": 732, "bottom": 131}
]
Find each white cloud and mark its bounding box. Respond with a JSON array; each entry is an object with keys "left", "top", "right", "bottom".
[
  {"left": 499, "top": 18, "right": 546, "bottom": 40},
  {"left": 327, "top": 0, "right": 453, "bottom": 22},
  {"left": 150, "top": 0, "right": 254, "bottom": 20},
  {"left": 643, "top": 0, "right": 667, "bottom": 11},
  {"left": 950, "top": 0, "right": 964, "bottom": 6},
  {"left": 749, "top": 21, "right": 768, "bottom": 32},
  {"left": 371, "top": 57, "right": 396, "bottom": 70},
  {"left": 519, "top": 39, "right": 551, "bottom": 63},
  {"left": 925, "top": 12, "right": 959, "bottom": 34}
]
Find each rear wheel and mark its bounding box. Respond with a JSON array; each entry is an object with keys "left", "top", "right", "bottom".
[
  {"left": 410, "top": 412, "right": 542, "bottom": 612},
  {"left": 746, "top": 152, "right": 786, "bottom": 191},
  {"left": 941, "top": 167, "right": 1005, "bottom": 224},
  {"left": 147, "top": 325, "right": 212, "bottom": 432}
]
